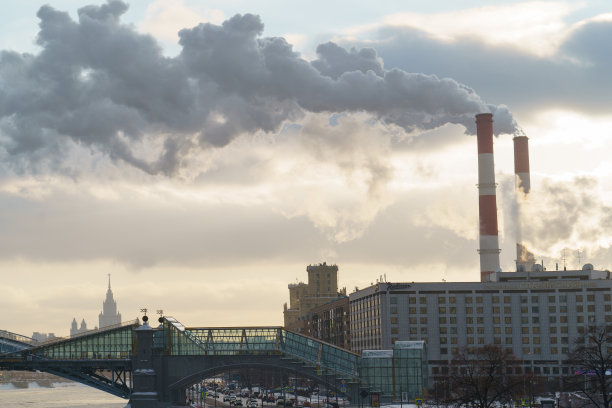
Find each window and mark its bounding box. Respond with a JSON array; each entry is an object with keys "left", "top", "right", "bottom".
[
  {"left": 439, "top": 307, "right": 447, "bottom": 314},
  {"left": 522, "top": 337, "right": 530, "bottom": 344},
  {"left": 549, "top": 306, "right": 556, "bottom": 313},
  {"left": 409, "top": 317, "right": 417, "bottom": 324},
  {"left": 440, "top": 327, "right": 447, "bottom": 334},
  {"left": 504, "top": 307, "right": 511, "bottom": 313},
  {"left": 521, "top": 307, "right": 528, "bottom": 313},
  {"left": 451, "top": 337, "right": 458, "bottom": 344},
  {"left": 532, "top": 317, "right": 539, "bottom": 324},
  {"left": 493, "top": 296, "right": 499, "bottom": 304},
  {"left": 409, "top": 307, "right": 417, "bottom": 314},
  {"left": 466, "top": 307, "right": 473, "bottom": 314},
  {"left": 522, "top": 327, "right": 529, "bottom": 334},
  {"left": 521, "top": 317, "right": 529, "bottom": 324},
  {"left": 466, "top": 298, "right": 473, "bottom": 304},
  {"left": 450, "top": 296, "right": 456, "bottom": 303},
  {"left": 577, "top": 295, "right": 583, "bottom": 302},
  {"left": 390, "top": 317, "right": 398, "bottom": 324},
  {"left": 531, "top": 296, "right": 539, "bottom": 303},
  {"left": 605, "top": 294, "right": 611, "bottom": 301},
  {"left": 440, "top": 337, "right": 447, "bottom": 344},
  {"left": 390, "top": 297, "right": 398, "bottom": 304},
  {"left": 467, "top": 327, "right": 474, "bottom": 334},
  {"left": 560, "top": 306, "right": 567, "bottom": 313},
  {"left": 494, "top": 337, "right": 501, "bottom": 344},
  {"left": 476, "top": 296, "right": 483, "bottom": 303},
  {"left": 391, "top": 307, "right": 398, "bottom": 314},
  {"left": 420, "top": 317, "right": 427, "bottom": 324},
  {"left": 505, "top": 327, "right": 512, "bottom": 334},
  {"left": 504, "top": 296, "right": 511, "bottom": 303},
  {"left": 494, "top": 327, "right": 501, "bottom": 334},
  {"left": 440, "top": 348, "right": 448, "bottom": 355},
  {"left": 466, "top": 317, "right": 473, "bottom": 324},
  {"left": 391, "top": 327, "right": 399, "bottom": 334},
  {"left": 438, "top": 297, "right": 446, "bottom": 304},
  {"left": 532, "top": 306, "right": 539, "bottom": 313},
  {"left": 439, "top": 317, "right": 447, "bottom": 324},
  {"left": 419, "top": 297, "right": 426, "bottom": 304},
  {"left": 505, "top": 338, "right": 512, "bottom": 344},
  {"left": 409, "top": 297, "right": 416, "bottom": 304},
  {"left": 550, "top": 316, "right": 557, "bottom": 323},
  {"left": 477, "top": 307, "right": 484, "bottom": 314},
  {"left": 588, "top": 305, "right": 595, "bottom": 312},
  {"left": 550, "top": 327, "right": 557, "bottom": 334},
  {"left": 505, "top": 317, "right": 512, "bottom": 324},
  {"left": 450, "top": 317, "right": 457, "bottom": 324},
  {"left": 420, "top": 327, "right": 427, "bottom": 334},
  {"left": 410, "top": 327, "right": 417, "bottom": 335},
  {"left": 588, "top": 295, "right": 595, "bottom": 302},
  {"left": 420, "top": 307, "right": 427, "bottom": 314},
  {"left": 548, "top": 296, "right": 555, "bottom": 302},
  {"left": 493, "top": 317, "right": 501, "bottom": 324},
  {"left": 493, "top": 306, "right": 500, "bottom": 314}
]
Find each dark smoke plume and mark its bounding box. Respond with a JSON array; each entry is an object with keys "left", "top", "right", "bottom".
[{"left": 0, "top": 1, "right": 517, "bottom": 175}]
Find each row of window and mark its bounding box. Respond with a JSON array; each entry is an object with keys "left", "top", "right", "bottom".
[
  {"left": 398, "top": 293, "right": 609, "bottom": 305},
  {"left": 394, "top": 314, "right": 601, "bottom": 325}
]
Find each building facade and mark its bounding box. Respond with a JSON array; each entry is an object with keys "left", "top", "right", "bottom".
[
  {"left": 308, "top": 296, "right": 351, "bottom": 350},
  {"left": 360, "top": 341, "right": 428, "bottom": 401},
  {"left": 283, "top": 262, "right": 343, "bottom": 334},
  {"left": 349, "top": 267, "right": 612, "bottom": 381}
]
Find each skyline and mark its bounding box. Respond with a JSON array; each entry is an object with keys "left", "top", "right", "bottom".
[{"left": 1, "top": 0, "right": 611, "bottom": 336}]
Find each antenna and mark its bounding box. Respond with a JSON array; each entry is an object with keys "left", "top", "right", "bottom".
[
  {"left": 562, "top": 249, "right": 567, "bottom": 270},
  {"left": 577, "top": 249, "right": 582, "bottom": 267}
]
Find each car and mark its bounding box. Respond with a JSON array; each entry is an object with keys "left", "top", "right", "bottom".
[
  {"left": 234, "top": 400, "right": 244, "bottom": 406},
  {"left": 248, "top": 402, "right": 258, "bottom": 408},
  {"left": 224, "top": 396, "right": 232, "bottom": 402}
]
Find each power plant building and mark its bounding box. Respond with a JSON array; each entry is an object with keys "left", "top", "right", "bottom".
[{"left": 349, "top": 266, "right": 612, "bottom": 381}]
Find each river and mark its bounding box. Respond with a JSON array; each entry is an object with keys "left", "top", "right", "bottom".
[{"left": 0, "top": 382, "right": 127, "bottom": 407}]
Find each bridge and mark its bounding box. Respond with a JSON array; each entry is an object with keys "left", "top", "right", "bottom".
[{"left": 0, "top": 317, "right": 373, "bottom": 407}]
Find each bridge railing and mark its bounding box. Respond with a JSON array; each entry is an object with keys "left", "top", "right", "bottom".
[
  {"left": 159, "top": 318, "right": 359, "bottom": 379},
  {"left": 1, "top": 320, "right": 139, "bottom": 360}
]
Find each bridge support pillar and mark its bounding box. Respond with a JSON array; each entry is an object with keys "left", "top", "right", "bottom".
[{"left": 129, "top": 322, "right": 161, "bottom": 408}]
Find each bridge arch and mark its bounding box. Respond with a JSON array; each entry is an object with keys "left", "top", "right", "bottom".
[{"left": 167, "top": 360, "right": 349, "bottom": 396}]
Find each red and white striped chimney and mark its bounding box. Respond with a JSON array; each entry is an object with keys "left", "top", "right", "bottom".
[
  {"left": 476, "top": 113, "right": 501, "bottom": 281},
  {"left": 513, "top": 135, "right": 531, "bottom": 195}
]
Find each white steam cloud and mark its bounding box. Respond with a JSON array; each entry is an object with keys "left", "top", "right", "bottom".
[{"left": 0, "top": 1, "right": 517, "bottom": 176}]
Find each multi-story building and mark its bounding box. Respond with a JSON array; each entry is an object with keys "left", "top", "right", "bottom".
[
  {"left": 349, "top": 266, "right": 612, "bottom": 382},
  {"left": 99, "top": 274, "right": 121, "bottom": 328},
  {"left": 308, "top": 296, "right": 351, "bottom": 350},
  {"left": 283, "top": 262, "right": 343, "bottom": 334}
]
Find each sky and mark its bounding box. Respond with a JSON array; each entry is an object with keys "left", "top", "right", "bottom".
[{"left": 1, "top": 0, "right": 611, "bottom": 337}]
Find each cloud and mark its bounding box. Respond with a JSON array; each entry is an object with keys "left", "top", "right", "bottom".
[
  {"left": 0, "top": 1, "right": 517, "bottom": 178},
  {"left": 139, "top": 0, "right": 225, "bottom": 44},
  {"left": 336, "top": 16, "right": 612, "bottom": 118},
  {"left": 382, "top": 1, "right": 580, "bottom": 57}
]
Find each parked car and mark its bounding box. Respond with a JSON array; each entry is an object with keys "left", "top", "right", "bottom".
[
  {"left": 248, "top": 401, "right": 258, "bottom": 408},
  {"left": 224, "top": 396, "right": 232, "bottom": 402},
  {"left": 234, "top": 400, "right": 244, "bottom": 406}
]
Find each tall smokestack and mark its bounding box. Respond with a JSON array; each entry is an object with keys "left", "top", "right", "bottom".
[
  {"left": 476, "top": 113, "right": 501, "bottom": 281},
  {"left": 513, "top": 135, "right": 530, "bottom": 195},
  {"left": 513, "top": 134, "right": 535, "bottom": 272}
]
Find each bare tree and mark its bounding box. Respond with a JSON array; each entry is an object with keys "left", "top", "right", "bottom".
[
  {"left": 567, "top": 325, "right": 612, "bottom": 408},
  {"left": 446, "top": 345, "right": 522, "bottom": 408}
]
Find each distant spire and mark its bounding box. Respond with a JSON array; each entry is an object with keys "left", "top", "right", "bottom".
[{"left": 108, "top": 273, "right": 111, "bottom": 290}]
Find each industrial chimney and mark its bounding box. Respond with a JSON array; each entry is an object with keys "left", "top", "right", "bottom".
[
  {"left": 513, "top": 134, "right": 535, "bottom": 272},
  {"left": 513, "top": 135, "right": 531, "bottom": 195},
  {"left": 476, "top": 113, "right": 501, "bottom": 281}
]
